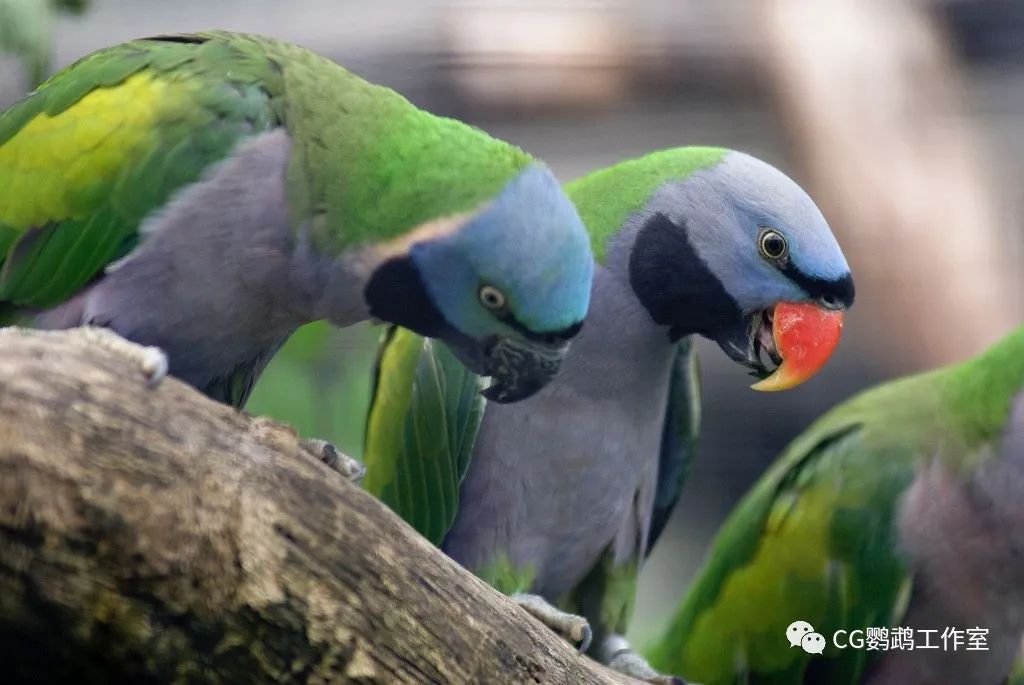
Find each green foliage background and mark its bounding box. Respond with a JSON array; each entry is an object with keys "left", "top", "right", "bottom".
[{"left": 247, "top": 321, "right": 380, "bottom": 458}]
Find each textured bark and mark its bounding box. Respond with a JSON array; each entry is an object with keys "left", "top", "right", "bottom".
[{"left": 0, "top": 328, "right": 637, "bottom": 685}]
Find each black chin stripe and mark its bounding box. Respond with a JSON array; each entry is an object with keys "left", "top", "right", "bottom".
[
  {"left": 499, "top": 315, "right": 583, "bottom": 344},
  {"left": 364, "top": 257, "right": 450, "bottom": 338},
  {"left": 780, "top": 264, "right": 855, "bottom": 309},
  {"left": 629, "top": 212, "right": 741, "bottom": 340}
]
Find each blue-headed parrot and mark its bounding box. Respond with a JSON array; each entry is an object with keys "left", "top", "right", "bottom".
[
  {"left": 0, "top": 31, "right": 595, "bottom": 421},
  {"left": 362, "top": 148, "right": 854, "bottom": 681}
]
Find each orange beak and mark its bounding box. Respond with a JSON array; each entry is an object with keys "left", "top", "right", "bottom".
[{"left": 751, "top": 302, "right": 845, "bottom": 392}]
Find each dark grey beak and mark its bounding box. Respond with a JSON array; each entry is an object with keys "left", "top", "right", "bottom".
[
  {"left": 445, "top": 335, "right": 569, "bottom": 403},
  {"left": 479, "top": 337, "right": 569, "bottom": 403},
  {"left": 712, "top": 309, "right": 780, "bottom": 380}
]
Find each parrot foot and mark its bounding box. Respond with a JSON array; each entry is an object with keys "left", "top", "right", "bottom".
[
  {"left": 511, "top": 593, "right": 592, "bottom": 653},
  {"left": 300, "top": 438, "right": 366, "bottom": 483},
  {"left": 74, "top": 326, "right": 168, "bottom": 388},
  {"left": 599, "top": 634, "right": 686, "bottom": 685}
]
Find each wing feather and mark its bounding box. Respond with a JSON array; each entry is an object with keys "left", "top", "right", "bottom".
[
  {"left": 363, "top": 327, "right": 486, "bottom": 545},
  {"left": 649, "top": 422, "right": 914, "bottom": 685},
  {"left": 0, "top": 35, "right": 281, "bottom": 309},
  {"left": 646, "top": 338, "right": 701, "bottom": 556}
]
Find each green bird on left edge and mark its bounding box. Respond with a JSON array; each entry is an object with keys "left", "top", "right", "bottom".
[
  {"left": 0, "top": 31, "right": 594, "bottom": 446},
  {"left": 648, "top": 326, "right": 1024, "bottom": 685},
  {"left": 363, "top": 147, "right": 854, "bottom": 682}
]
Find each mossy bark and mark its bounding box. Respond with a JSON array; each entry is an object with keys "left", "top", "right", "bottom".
[{"left": 0, "top": 328, "right": 637, "bottom": 685}]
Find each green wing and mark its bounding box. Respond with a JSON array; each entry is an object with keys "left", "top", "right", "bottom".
[
  {"left": 0, "top": 33, "right": 283, "bottom": 309},
  {"left": 362, "top": 327, "right": 487, "bottom": 545},
  {"left": 647, "top": 417, "right": 915, "bottom": 685},
  {"left": 647, "top": 338, "right": 701, "bottom": 556},
  {"left": 645, "top": 331, "right": 1024, "bottom": 685}
]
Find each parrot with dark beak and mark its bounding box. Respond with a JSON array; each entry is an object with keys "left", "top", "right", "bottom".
[{"left": 363, "top": 147, "right": 853, "bottom": 682}]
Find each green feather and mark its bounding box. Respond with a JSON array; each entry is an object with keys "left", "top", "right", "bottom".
[
  {"left": 0, "top": 30, "right": 536, "bottom": 311},
  {"left": 567, "top": 550, "right": 641, "bottom": 637},
  {"left": 360, "top": 148, "right": 727, "bottom": 550},
  {"left": 564, "top": 146, "right": 727, "bottom": 263},
  {"left": 648, "top": 338, "right": 702, "bottom": 556},
  {"left": 362, "top": 327, "right": 486, "bottom": 546},
  {"left": 477, "top": 554, "right": 536, "bottom": 596},
  {"left": 356, "top": 146, "right": 744, "bottom": 623},
  {"left": 647, "top": 327, "right": 1024, "bottom": 684},
  {"left": 0, "top": 34, "right": 281, "bottom": 307}
]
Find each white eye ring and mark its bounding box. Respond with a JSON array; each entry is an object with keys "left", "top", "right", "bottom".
[
  {"left": 478, "top": 284, "right": 507, "bottom": 311},
  {"left": 759, "top": 229, "right": 788, "bottom": 260}
]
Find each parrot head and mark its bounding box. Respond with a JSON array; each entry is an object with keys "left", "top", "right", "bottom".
[
  {"left": 365, "top": 164, "right": 593, "bottom": 402},
  {"left": 628, "top": 150, "right": 853, "bottom": 391}
]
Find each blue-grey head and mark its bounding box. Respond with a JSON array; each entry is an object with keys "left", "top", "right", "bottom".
[
  {"left": 622, "top": 149, "right": 854, "bottom": 390},
  {"left": 365, "top": 164, "right": 593, "bottom": 402}
]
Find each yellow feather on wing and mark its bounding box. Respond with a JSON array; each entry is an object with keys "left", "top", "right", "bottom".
[{"left": 0, "top": 73, "right": 173, "bottom": 229}]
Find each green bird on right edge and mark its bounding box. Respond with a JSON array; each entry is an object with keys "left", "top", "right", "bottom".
[
  {"left": 363, "top": 147, "right": 854, "bottom": 683},
  {"left": 648, "top": 326, "right": 1024, "bottom": 685}
]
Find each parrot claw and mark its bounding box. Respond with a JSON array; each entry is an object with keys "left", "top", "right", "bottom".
[
  {"left": 301, "top": 438, "right": 366, "bottom": 483},
  {"left": 511, "top": 593, "right": 592, "bottom": 653},
  {"left": 71, "top": 326, "right": 168, "bottom": 388},
  {"left": 576, "top": 623, "right": 593, "bottom": 654},
  {"left": 139, "top": 347, "right": 169, "bottom": 388},
  {"left": 599, "top": 634, "right": 687, "bottom": 685}
]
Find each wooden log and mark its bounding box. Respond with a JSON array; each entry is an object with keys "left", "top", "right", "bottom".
[{"left": 0, "top": 328, "right": 638, "bottom": 685}]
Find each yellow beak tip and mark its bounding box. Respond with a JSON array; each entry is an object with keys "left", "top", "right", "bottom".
[{"left": 750, "top": 366, "right": 808, "bottom": 392}]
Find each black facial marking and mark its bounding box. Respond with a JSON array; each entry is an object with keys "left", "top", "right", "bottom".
[
  {"left": 498, "top": 314, "right": 583, "bottom": 345},
  {"left": 365, "top": 257, "right": 450, "bottom": 338},
  {"left": 780, "top": 265, "right": 855, "bottom": 310},
  {"left": 629, "top": 213, "right": 741, "bottom": 341}
]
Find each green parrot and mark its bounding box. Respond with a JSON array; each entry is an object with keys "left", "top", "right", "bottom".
[
  {"left": 647, "top": 326, "right": 1024, "bottom": 685},
  {"left": 0, "top": 31, "right": 595, "bottom": 432},
  {"left": 362, "top": 147, "right": 854, "bottom": 682},
  {"left": 0, "top": 0, "right": 88, "bottom": 87}
]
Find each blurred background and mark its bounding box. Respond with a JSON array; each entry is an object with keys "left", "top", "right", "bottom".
[{"left": 3, "top": 0, "right": 1022, "bottom": 644}]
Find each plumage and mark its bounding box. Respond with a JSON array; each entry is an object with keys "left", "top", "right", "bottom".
[
  {"left": 0, "top": 31, "right": 593, "bottom": 405},
  {"left": 363, "top": 147, "right": 854, "bottom": 681},
  {"left": 648, "top": 327, "right": 1024, "bottom": 685}
]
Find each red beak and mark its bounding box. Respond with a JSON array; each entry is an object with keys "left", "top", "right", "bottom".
[{"left": 751, "top": 302, "right": 845, "bottom": 392}]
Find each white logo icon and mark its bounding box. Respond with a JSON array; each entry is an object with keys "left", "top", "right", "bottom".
[
  {"left": 786, "top": 620, "right": 814, "bottom": 648},
  {"left": 801, "top": 632, "right": 826, "bottom": 654},
  {"left": 787, "top": 620, "right": 826, "bottom": 654}
]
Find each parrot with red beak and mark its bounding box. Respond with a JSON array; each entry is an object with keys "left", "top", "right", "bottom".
[{"left": 362, "top": 148, "right": 853, "bottom": 683}]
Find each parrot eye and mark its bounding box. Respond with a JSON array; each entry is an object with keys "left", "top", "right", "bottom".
[
  {"left": 759, "top": 229, "right": 789, "bottom": 261},
  {"left": 478, "top": 284, "right": 507, "bottom": 311}
]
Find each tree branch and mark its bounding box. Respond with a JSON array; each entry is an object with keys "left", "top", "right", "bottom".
[{"left": 0, "top": 328, "right": 638, "bottom": 685}]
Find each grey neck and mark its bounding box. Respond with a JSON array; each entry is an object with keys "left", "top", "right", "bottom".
[
  {"left": 551, "top": 226, "right": 679, "bottom": 402},
  {"left": 287, "top": 236, "right": 376, "bottom": 328}
]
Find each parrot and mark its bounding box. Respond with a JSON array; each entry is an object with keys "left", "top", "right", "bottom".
[
  {"left": 362, "top": 146, "right": 855, "bottom": 682},
  {"left": 0, "top": 30, "right": 595, "bottom": 447},
  {"left": 647, "top": 326, "right": 1024, "bottom": 685},
  {"left": 0, "top": 0, "right": 88, "bottom": 88}
]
